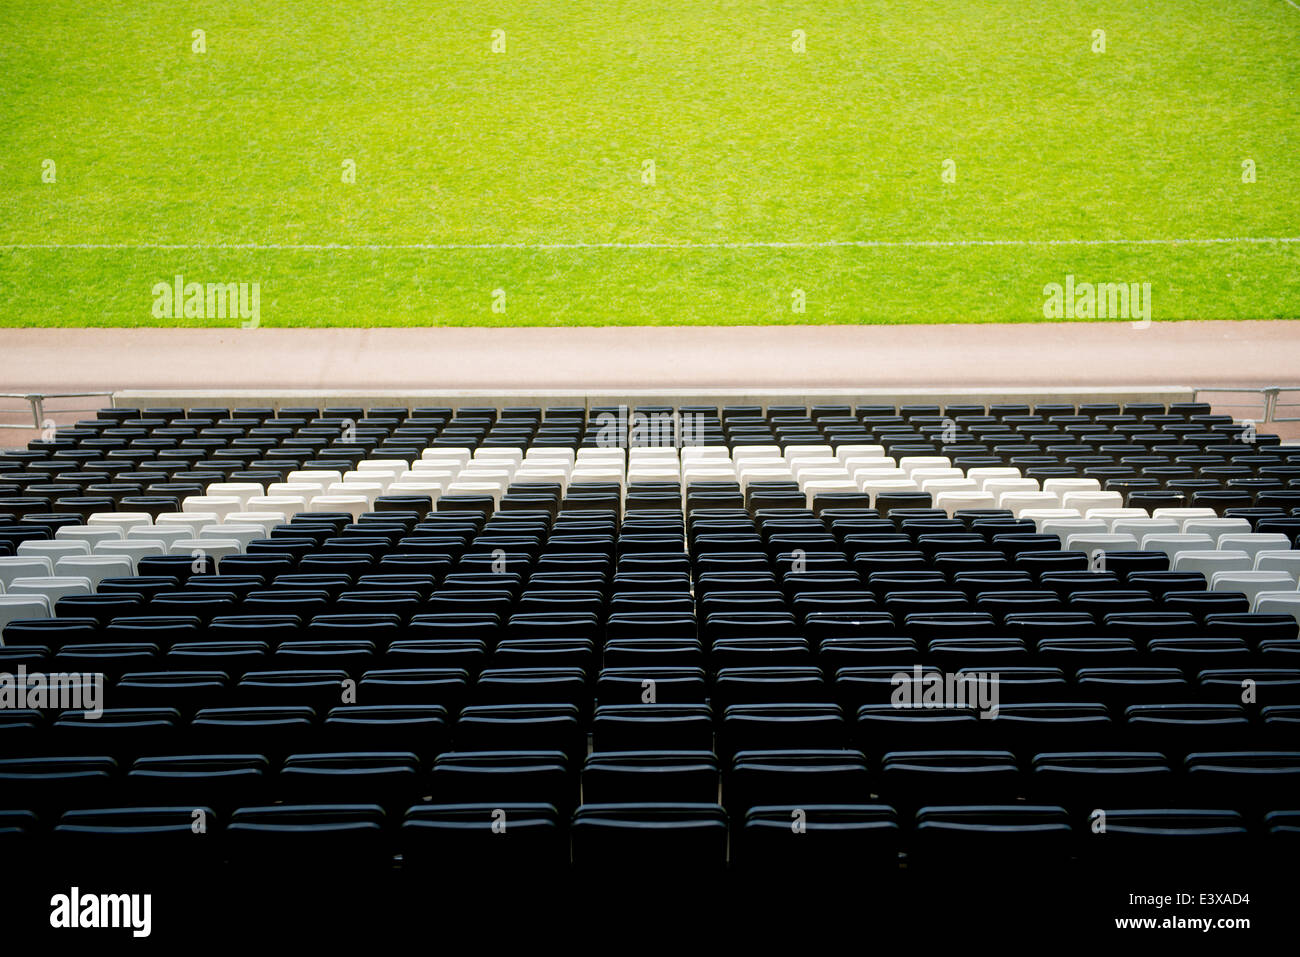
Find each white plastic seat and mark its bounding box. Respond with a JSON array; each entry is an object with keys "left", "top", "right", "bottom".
[
  {"left": 17, "top": 540, "right": 91, "bottom": 561},
  {"left": 8, "top": 576, "right": 93, "bottom": 601},
  {"left": 860, "top": 480, "right": 920, "bottom": 504},
  {"left": 1217, "top": 534, "right": 1292, "bottom": 560},
  {"left": 803, "top": 481, "right": 859, "bottom": 506},
  {"left": 0, "top": 594, "right": 52, "bottom": 629},
  {"left": 1039, "top": 519, "right": 1108, "bottom": 542},
  {"left": 834, "top": 445, "right": 885, "bottom": 463},
  {"left": 1110, "top": 519, "right": 1180, "bottom": 540},
  {"left": 126, "top": 525, "right": 192, "bottom": 550},
  {"left": 223, "top": 514, "right": 284, "bottom": 533},
  {"left": 172, "top": 538, "right": 244, "bottom": 564},
  {"left": 246, "top": 495, "right": 308, "bottom": 516},
  {"left": 1253, "top": 551, "right": 1300, "bottom": 582},
  {"left": 387, "top": 482, "right": 445, "bottom": 497},
  {"left": 1089, "top": 509, "right": 1151, "bottom": 525},
  {"left": 85, "top": 513, "right": 153, "bottom": 534},
  {"left": 419, "top": 449, "right": 472, "bottom": 468},
  {"left": 1253, "top": 591, "right": 1300, "bottom": 622},
  {"left": 1172, "top": 550, "right": 1254, "bottom": 578},
  {"left": 1063, "top": 533, "right": 1140, "bottom": 556},
  {"left": 853, "top": 468, "right": 909, "bottom": 483},
  {"left": 154, "top": 514, "right": 216, "bottom": 536},
  {"left": 344, "top": 470, "right": 399, "bottom": 490},
  {"left": 842, "top": 456, "right": 896, "bottom": 474},
  {"left": 1150, "top": 508, "right": 1220, "bottom": 528},
  {"left": 629, "top": 467, "right": 685, "bottom": 485},
  {"left": 966, "top": 468, "right": 1022, "bottom": 488},
  {"left": 205, "top": 483, "right": 265, "bottom": 507},
  {"left": 1061, "top": 491, "right": 1124, "bottom": 513},
  {"left": 570, "top": 468, "right": 627, "bottom": 486},
  {"left": 181, "top": 496, "right": 243, "bottom": 521},
  {"left": 327, "top": 482, "right": 383, "bottom": 509},
  {"left": 919, "top": 478, "right": 978, "bottom": 496},
  {"left": 898, "top": 456, "right": 951, "bottom": 475},
  {"left": 0, "top": 557, "right": 55, "bottom": 588},
  {"left": 932, "top": 491, "right": 997, "bottom": 517},
  {"left": 306, "top": 494, "right": 370, "bottom": 520},
  {"left": 1042, "top": 478, "right": 1102, "bottom": 496},
  {"left": 1018, "top": 508, "right": 1083, "bottom": 524},
  {"left": 511, "top": 468, "right": 571, "bottom": 488},
  {"left": 1208, "top": 570, "right": 1297, "bottom": 605},
  {"left": 1000, "top": 492, "right": 1061, "bottom": 516},
  {"left": 55, "top": 526, "right": 123, "bottom": 547},
  {"left": 985, "top": 479, "right": 1041, "bottom": 500},
  {"left": 1140, "top": 533, "right": 1215, "bottom": 556},
  {"left": 268, "top": 482, "right": 327, "bottom": 499},
  {"left": 54, "top": 556, "right": 134, "bottom": 586},
  {"left": 356, "top": 459, "right": 412, "bottom": 473},
  {"left": 93, "top": 540, "right": 168, "bottom": 569},
  {"left": 288, "top": 470, "right": 344, "bottom": 489},
  {"left": 785, "top": 445, "right": 835, "bottom": 460},
  {"left": 1182, "top": 519, "right": 1254, "bottom": 545},
  {"left": 198, "top": 524, "right": 263, "bottom": 550}
]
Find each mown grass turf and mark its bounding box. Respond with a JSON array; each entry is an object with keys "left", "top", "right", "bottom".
[{"left": 1, "top": 0, "right": 1297, "bottom": 326}]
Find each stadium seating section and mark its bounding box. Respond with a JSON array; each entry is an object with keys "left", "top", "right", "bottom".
[{"left": 1, "top": 401, "right": 1298, "bottom": 883}]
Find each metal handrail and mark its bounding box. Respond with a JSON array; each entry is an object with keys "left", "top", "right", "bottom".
[
  {"left": 1191, "top": 386, "right": 1300, "bottom": 424},
  {"left": 0, "top": 391, "right": 115, "bottom": 430}
]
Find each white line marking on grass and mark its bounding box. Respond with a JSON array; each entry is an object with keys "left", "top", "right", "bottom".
[
  {"left": 1283, "top": 0, "right": 1300, "bottom": 12},
  {"left": 1, "top": 237, "right": 1298, "bottom": 251}
]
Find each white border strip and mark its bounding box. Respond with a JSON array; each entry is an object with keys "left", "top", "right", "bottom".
[{"left": 1, "top": 237, "right": 1298, "bottom": 252}]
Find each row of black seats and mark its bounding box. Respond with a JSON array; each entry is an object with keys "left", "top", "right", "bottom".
[
  {"left": 3, "top": 803, "right": 1296, "bottom": 873},
  {"left": 6, "top": 748, "right": 1300, "bottom": 815},
  {"left": 4, "top": 700, "right": 1296, "bottom": 763}
]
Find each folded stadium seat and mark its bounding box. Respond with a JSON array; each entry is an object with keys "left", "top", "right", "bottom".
[
  {"left": 909, "top": 806, "right": 1072, "bottom": 874},
  {"left": 1183, "top": 751, "right": 1300, "bottom": 814},
  {"left": 321, "top": 704, "right": 448, "bottom": 756},
  {"left": 1195, "top": 668, "right": 1300, "bottom": 704},
  {"left": 1203, "top": 611, "right": 1299, "bottom": 643},
  {"left": 54, "top": 806, "right": 222, "bottom": 876},
  {"left": 454, "top": 704, "right": 584, "bottom": 762},
  {"left": 277, "top": 751, "right": 422, "bottom": 813},
  {"left": 718, "top": 703, "right": 846, "bottom": 759},
  {"left": 1124, "top": 703, "right": 1251, "bottom": 753},
  {"left": 225, "top": 804, "right": 391, "bottom": 873},
  {"left": 724, "top": 748, "right": 869, "bottom": 810},
  {"left": 51, "top": 708, "right": 181, "bottom": 762},
  {"left": 113, "top": 671, "right": 230, "bottom": 716},
  {"left": 384, "top": 636, "right": 487, "bottom": 673},
  {"left": 571, "top": 803, "right": 728, "bottom": 871},
  {"left": 856, "top": 705, "right": 979, "bottom": 757},
  {"left": 0, "top": 756, "right": 119, "bottom": 820},
  {"left": 1216, "top": 532, "right": 1294, "bottom": 560},
  {"left": 429, "top": 749, "right": 570, "bottom": 806},
  {"left": 581, "top": 751, "right": 718, "bottom": 803},
  {"left": 1079, "top": 809, "right": 1248, "bottom": 875},
  {"left": 16, "top": 539, "right": 91, "bottom": 562},
  {"left": 0, "top": 555, "right": 55, "bottom": 587},
  {"left": 402, "top": 803, "right": 566, "bottom": 873},
  {"left": 1028, "top": 752, "right": 1173, "bottom": 813},
  {"left": 191, "top": 706, "right": 317, "bottom": 758},
  {"left": 354, "top": 667, "right": 469, "bottom": 708},
  {"left": 1207, "top": 570, "right": 1296, "bottom": 607},
  {"left": 126, "top": 754, "right": 269, "bottom": 812},
  {"left": 85, "top": 512, "right": 154, "bottom": 535},
  {"left": 53, "top": 642, "right": 160, "bottom": 682},
  {"left": 55, "top": 526, "right": 123, "bottom": 548},
  {"left": 735, "top": 805, "right": 899, "bottom": 870},
  {"left": 984, "top": 702, "right": 1113, "bottom": 753},
  {"left": 2, "top": 615, "right": 99, "bottom": 648}
]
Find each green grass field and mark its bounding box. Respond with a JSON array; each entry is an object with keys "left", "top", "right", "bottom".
[{"left": 1, "top": 0, "right": 1297, "bottom": 327}]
